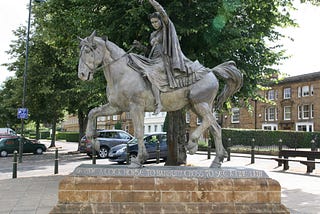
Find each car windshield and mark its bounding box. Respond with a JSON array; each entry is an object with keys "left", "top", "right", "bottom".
[{"left": 127, "top": 138, "right": 138, "bottom": 145}]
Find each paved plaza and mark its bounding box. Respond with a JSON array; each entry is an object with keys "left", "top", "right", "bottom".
[{"left": 0, "top": 141, "right": 319, "bottom": 213}]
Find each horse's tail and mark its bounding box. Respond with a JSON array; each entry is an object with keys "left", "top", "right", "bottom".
[{"left": 210, "top": 61, "right": 243, "bottom": 109}]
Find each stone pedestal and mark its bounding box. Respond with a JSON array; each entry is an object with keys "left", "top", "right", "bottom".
[{"left": 51, "top": 164, "right": 289, "bottom": 213}]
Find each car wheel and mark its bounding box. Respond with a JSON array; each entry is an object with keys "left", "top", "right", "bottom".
[
  {"left": 98, "top": 147, "right": 109, "bottom": 159},
  {"left": 0, "top": 150, "right": 8, "bottom": 157},
  {"left": 117, "top": 161, "right": 125, "bottom": 164},
  {"left": 35, "top": 148, "right": 43, "bottom": 155}
]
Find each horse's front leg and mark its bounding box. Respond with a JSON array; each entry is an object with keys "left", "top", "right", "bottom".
[
  {"left": 86, "top": 103, "right": 121, "bottom": 150},
  {"left": 129, "top": 105, "right": 147, "bottom": 167}
]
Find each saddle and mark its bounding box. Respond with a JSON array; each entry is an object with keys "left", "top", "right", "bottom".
[{"left": 127, "top": 53, "right": 208, "bottom": 92}]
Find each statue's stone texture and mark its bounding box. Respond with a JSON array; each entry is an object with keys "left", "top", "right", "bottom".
[{"left": 51, "top": 165, "right": 289, "bottom": 214}]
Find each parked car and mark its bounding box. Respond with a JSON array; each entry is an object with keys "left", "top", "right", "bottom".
[
  {"left": 0, "top": 137, "right": 46, "bottom": 157},
  {"left": 108, "top": 132, "right": 167, "bottom": 164},
  {"left": 79, "top": 129, "right": 133, "bottom": 159}
]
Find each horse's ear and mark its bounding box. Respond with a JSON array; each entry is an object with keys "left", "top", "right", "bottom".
[
  {"left": 88, "top": 30, "right": 96, "bottom": 43},
  {"left": 77, "top": 36, "right": 84, "bottom": 41}
]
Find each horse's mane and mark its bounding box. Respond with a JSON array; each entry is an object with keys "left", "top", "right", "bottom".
[{"left": 95, "top": 37, "right": 126, "bottom": 60}]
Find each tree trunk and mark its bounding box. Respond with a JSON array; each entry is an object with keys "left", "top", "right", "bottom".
[
  {"left": 78, "top": 110, "right": 87, "bottom": 150},
  {"left": 49, "top": 116, "right": 57, "bottom": 148},
  {"left": 165, "top": 109, "right": 187, "bottom": 166},
  {"left": 35, "top": 120, "right": 40, "bottom": 140}
]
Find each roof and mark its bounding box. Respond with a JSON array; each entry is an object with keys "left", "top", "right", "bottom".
[{"left": 279, "top": 71, "right": 320, "bottom": 84}]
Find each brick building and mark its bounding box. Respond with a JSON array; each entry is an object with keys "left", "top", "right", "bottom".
[
  {"left": 222, "top": 72, "right": 320, "bottom": 132},
  {"left": 62, "top": 71, "right": 320, "bottom": 135}
]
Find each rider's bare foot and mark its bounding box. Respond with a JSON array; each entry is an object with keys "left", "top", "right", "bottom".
[{"left": 153, "top": 104, "right": 162, "bottom": 115}]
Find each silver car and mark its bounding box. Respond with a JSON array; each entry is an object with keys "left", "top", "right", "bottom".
[{"left": 79, "top": 129, "right": 133, "bottom": 159}]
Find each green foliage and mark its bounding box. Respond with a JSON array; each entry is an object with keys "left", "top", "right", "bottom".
[
  {"left": 115, "top": 122, "right": 122, "bottom": 130},
  {"left": 56, "top": 132, "right": 79, "bottom": 142},
  {"left": 222, "top": 128, "right": 320, "bottom": 148},
  {"left": 1, "top": 0, "right": 319, "bottom": 132}
]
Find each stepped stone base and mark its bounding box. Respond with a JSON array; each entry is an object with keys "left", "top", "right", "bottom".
[{"left": 51, "top": 164, "right": 289, "bottom": 214}]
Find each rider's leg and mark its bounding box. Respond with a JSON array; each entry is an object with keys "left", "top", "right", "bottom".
[{"left": 152, "top": 85, "right": 162, "bottom": 115}]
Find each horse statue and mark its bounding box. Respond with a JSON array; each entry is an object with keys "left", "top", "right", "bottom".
[{"left": 78, "top": 31, "right": 243, "bottom": 167}]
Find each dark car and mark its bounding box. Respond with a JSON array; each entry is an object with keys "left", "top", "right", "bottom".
[
  {"left": 108, "top": 132, "right": 167, "bottom": 164},
  {"left": 79, "top": 129, "right": 133, "bottom": 159},
  {"left": 0, "top": 137, "right": 47, "bottom": 157}
]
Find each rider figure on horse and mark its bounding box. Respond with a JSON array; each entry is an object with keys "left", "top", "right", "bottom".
[{"left": 135, "top": 0, "right": 201, "bottom": 114}]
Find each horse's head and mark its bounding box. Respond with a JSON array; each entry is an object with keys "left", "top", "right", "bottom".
[{"left": 78, "top": 30, "right": 106, "bottom": 81}]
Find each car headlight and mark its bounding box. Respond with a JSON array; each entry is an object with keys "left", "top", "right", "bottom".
[{"left": 115, "top": 147, "right": 127, "bottom": 155}]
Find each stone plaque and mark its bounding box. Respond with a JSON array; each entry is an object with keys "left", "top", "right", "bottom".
[{"left": 71, "top": 164, "right": 268, "bottom": 179}]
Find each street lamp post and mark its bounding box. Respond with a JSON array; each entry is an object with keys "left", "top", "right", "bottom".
[
  {"left": 19, "top": 0, "right": 33, "bottom": 163},
  {"left": 19, "top": 0, "right": 45, "bottom": 163}
]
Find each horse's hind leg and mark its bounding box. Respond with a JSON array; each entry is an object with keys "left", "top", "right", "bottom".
[
  {"left": 187, "top": 102, "right": 213, "bottom": 155},
  {"left": 187, "top": 102, "right": 226, "bottom": 168},
  {"left": 208, "top": 119, "right": 227, "bottom": 168}
]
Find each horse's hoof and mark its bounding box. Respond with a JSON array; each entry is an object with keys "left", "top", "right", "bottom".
[
  {"left": 186, "top": 142, "right": 198, "bottom": 155},
  {"left": 128, "top": 158, "right": 143, "bottom": 168},
  {"left": 210, "top": 161, "right": 222, "bottom": 168}
]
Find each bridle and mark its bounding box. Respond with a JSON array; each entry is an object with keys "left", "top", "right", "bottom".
[{"left": 79, "top": 39, "right": 135, "bottom": 77}]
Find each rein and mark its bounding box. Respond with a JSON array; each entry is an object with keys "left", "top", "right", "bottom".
[{"left": 80, "top": 40, "right": 135, "bottom": 73}]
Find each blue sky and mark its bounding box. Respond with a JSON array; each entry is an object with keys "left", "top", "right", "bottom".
[{"left": 1, "top": 0, "right": 320, "bottom": 84}]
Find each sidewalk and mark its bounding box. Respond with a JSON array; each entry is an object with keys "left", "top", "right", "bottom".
[{"left": 0, "top": 142, "right": 319, "bottom": 213}]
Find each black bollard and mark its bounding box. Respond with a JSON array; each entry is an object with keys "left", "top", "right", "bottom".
[
  {"left": 12, "top": 151, "right": 18, "bottom": 179},
  {"left": 156, "top": 140, "right": 160, "bottom": 164},
  {"left": 92, "top": 142, "right": 96, "bottom": 165},
  {"left": 251, "top": 138, "right": 255, "bottom": 164},
  {"left": 278, "top": 139, "right": 283, "bottom": 166},
  {"left": 54, "top": 148, "right": 59, "bottom": 174},
  {"left": 227, "top": 138, "right": 231, "bottom": 161},
  {"left": 126, "top": 143, "right": 130, "bottom": 165},
  {"left": 311, "top": 139, "right": 316, "bottom": 151},
  {"left": 207, "top": 140, "right": 211, "bottom": 159}
]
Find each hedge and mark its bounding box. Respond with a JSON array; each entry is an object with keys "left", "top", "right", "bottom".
[
  {"left": 56, "top": 132, "right": 79, "bottom": 142},
  {"left": 221, "top": 128, "right": 320, "bottom": 148}
]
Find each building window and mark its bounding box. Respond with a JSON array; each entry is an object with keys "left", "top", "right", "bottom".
[
  {"left": 267, "top": 90, "right": 275, "bottom": 100},
  {"left": 231, "top": 108, "right": 240, "bottom": 123},
  {"left": 296, "top": 122, "right": 313, "bottom": 132},
  {"left": 154, "top": 125, "right": 158, "bottom": 132},
  {"left": 302, "top": 86, "right": 310, "bottom": 97},
  {"left": 148, "top": 125, "right": 151, "bottom": 133},
  {"left": 298, "top": 104, "right": 312, "bottom": 119},
  {"left": 262, "top": 124, "right": 278, "bottom": 131},
  {"left": 197, "top": 117, "right": 202, "bottom": 125},
  {"left": 186, "top": 112, "right": 190, "bottom": 123},
  {"left": 265, "top": 107, "right": 277, "bottom": 121},
  {"left": 112, "top": 115, "right": 118, "bottom": 120},
  {"left": 283, "top": 106, "right": 291, "bottom": 120},
  {"left": 298, "top": 85, "right": 312, "bottom": 98},
  {"left": 283, "top": 88, "right": 291, "bottom": 99}
]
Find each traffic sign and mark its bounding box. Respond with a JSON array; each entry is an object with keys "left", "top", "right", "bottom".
[{"left": 17, "top": 108, "right": 28, "bottom": 119}]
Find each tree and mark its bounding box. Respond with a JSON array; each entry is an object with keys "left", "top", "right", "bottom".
[{"left": 3, "top": 0, "right": 318, "bottom": 153}]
